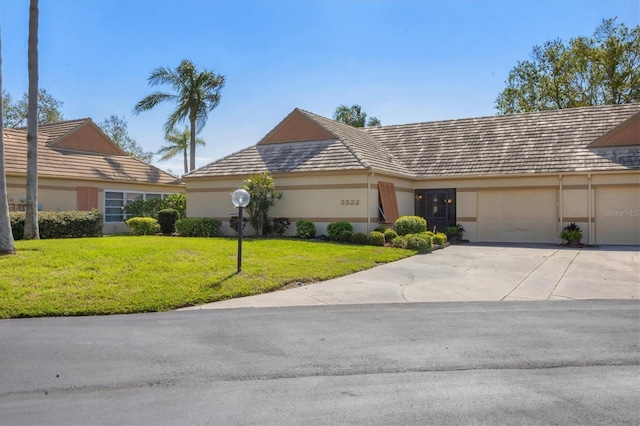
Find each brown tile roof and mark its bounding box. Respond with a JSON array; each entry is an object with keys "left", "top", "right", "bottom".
[
  {"left": 3, "top": 120, "right": 182, "bottom": 185},
  {"left": 362, "top": 103, "right": 640, "bottom": 176},
  {"left": 186, "top": 103, "right": 640, "bottom": 180}
]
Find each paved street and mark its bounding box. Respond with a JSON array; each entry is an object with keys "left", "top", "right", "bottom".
[{"left": 1, "top": 301, "right": 638, "bottom": 425}]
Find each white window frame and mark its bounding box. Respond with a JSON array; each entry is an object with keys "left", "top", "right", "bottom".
[{"left": 103, "top": 190, "right": 171, "bottom": 223}]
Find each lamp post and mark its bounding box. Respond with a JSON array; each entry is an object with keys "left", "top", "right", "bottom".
[{"left": 231, "top": 189, "right": 250, "bottom": 273}]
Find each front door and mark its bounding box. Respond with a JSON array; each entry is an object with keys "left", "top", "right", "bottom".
[{"left": 415, "top": 189, "right": 456, "bottom": 233}]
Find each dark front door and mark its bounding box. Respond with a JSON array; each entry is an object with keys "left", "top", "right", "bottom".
[{"left": 415, "top": 189, "right": 456, "bottom": 233}]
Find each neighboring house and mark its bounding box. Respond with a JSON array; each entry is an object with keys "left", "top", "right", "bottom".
[
  {"left": 183, "top": 104, "right": 640, "bottom": 245},
  {"left": 3, "top": 118, "right": 184, "bottom": 234}
]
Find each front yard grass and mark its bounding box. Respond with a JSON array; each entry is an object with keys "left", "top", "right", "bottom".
[{"left": 0, "top": 236, "right": 415, "bottom": 318}]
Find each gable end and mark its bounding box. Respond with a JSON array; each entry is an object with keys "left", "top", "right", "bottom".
[
  {"left": 47, "top": 121, "right": 126, "bottom": 155},
  {"left": 258, "top": 109, "right": 337, "bottom": 145},
  {"left": 589, "top": 112, "right": 640, "bottom": 148}
]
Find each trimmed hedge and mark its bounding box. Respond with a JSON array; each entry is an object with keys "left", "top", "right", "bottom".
[
  {"left": 383, "top": 228, "right": 398, "bottom": 243},
  {"left": 405, "top": 233, "right": 432, "bottom": 254},
  {"left": 125, "top": 217, "right": 160, "bottom": 236},
  {"left": 369, "top": 231, "right": 385, "bottom": 246},
  {"left": 10, "top": 210, "right": 103, "bottom": 240},
  {"left": 351, "top": 232, "right": 368, "bottom": 245},
  {"left": 433, "top": 232, "right": 447, "bottom": 245},
  {"left": 395, "top": 215, "right": 427, "bottom": 236},
  {"left": 175, "top": 218, "right": 222, "bottom": 237},
  {"left": 157, "top": 209, "right": 179, "bottom": 235},
  {"left": 296, "top": 219, "right": 316, "bottom": 239},
  {"left": 339, "top": 230, "right": 353, "bottom": 243},
  {"left": 327, "top": 221, "right": 353, "bottom": 241},
  {"left": 391, "top": 236, "right": 407, "bottom": 249}
]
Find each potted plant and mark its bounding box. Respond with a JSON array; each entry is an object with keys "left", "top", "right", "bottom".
[
  {"left": 561, "top": 223, "right": 583, "bottom": 247},
  {"left": 445, "top": 223, "right": 465, "bottom": 243}
]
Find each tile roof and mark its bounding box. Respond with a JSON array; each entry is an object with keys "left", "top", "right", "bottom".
[
  {"left": 186, "top": 104, "right": 640, "bottom": 180},
  {"left": 3, "top": 120, "right": 182, "bottom": 185},
  {"left": 363, "top": 103, "right": 640, "bottom": 176}
]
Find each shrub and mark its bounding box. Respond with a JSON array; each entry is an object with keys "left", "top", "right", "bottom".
[
  {"left": 391, "top": 236, "right": 407, "bottom": 249},
  {"left": 327, "top": 221, "right": 353, "bottom": 241},
  {"left": 229, "top": 216, "right": 248, "bottom": 234},
  {"left": 374, "top": 225, "right": 388, "bottom": 233},
  {"left": 394, "top": 215, "right": 427, "bottom": 236},
  {"left": 271, "top": 218, "right": 290, "bottom": 236},
  {"left": 433, "top": 232, "right": 447, "bottom": 245},
  {"left": 445, "top": 224, "right": 465, "bottom": 237},
  {"left": 405, "top": 233, "right": 432, "bottom": 253},
  {"left": 175, "top": 218, "right": 221, "bottom": 237},
  {"left": 384, "top": 228, "right": 398, "bottom": 243},
  {"left": 124, "top": 193, "right": 186, "bottom": 219},
  {"left": 125, "top": 217, "right": 160, "bottom": 236},
  {"left": 351, "top": 232, "right": 368, "bottom": 245},
  {"left": 369, "top": 231, "right": 385, "bottom": 246},
  {"left": 10, "top": 210, "right": 103, "bottom": 240},
  {"left": 244, "top": 172, "right": 283, "bottom": 236},
  {"left": 157, "top": 209, "right": 179, "bottom": 235},
  {"left": 561, "top": 223, "right": 582, "bottom": 243},
  {"left": 296, "top": 219, "right": 316, "bottom": 239},
  {"left": 338, "top": 230, "right": 353, "bottom": 243}
]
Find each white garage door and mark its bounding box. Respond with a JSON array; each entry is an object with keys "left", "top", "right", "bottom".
[
  {"left": 478, "top": 189, "right": 558, "bottom": 243},
  {"left": 595, "top": 187, "right": 640, "bottom": 245}
]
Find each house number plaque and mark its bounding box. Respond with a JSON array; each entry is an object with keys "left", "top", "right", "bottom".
[{"left": 340, "top": 200, "right": 360, "bottom": 206}]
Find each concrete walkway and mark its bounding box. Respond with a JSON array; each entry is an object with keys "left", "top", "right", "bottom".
[{"left": 180, "top": 244, "right": 640, "bottom": 310}]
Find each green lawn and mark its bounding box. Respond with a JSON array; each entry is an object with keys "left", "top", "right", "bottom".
[{"left": 0, "top": 236, "right": 415, "bottom": 318}]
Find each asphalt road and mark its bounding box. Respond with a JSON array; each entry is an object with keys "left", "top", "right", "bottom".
[{"left": 1, "top": 300, "right": 638, "bottom": 425}]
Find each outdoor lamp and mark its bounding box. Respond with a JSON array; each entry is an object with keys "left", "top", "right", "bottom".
[{"left": 231, "top": 189, "right": 250, "bottom": 273}]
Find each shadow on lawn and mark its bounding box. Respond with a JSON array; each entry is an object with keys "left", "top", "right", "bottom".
[{"left": 207, "top": 272, "right": 237, "bottom": 289}]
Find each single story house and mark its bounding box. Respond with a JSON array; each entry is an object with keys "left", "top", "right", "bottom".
[
  {"left": 3, "top": 118, "right": 184, "bottom": 234},
  {"left": 183, "top": 104, "right": 640, "bottom": 245}
]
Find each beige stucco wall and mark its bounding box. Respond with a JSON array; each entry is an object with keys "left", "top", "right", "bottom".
[
  {"left": 185, "top": 171, "right": 415, "bottom": 237},
  {"left": 6, "top": 174, "right": 185, "bottom": 235},
  {"left": 186, "top": 170, "right": 638, "bottom": 245},
  {"left": 414, "top": 171, "right": 639, "bottom": 245}
]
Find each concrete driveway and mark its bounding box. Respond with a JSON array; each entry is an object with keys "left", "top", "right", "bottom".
[{"left": 182, "top": 244, "right": 640, "bottom": 310}]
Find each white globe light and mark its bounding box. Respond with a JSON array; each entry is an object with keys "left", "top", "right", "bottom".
[{"left": 231, "top": 189, "right": 250, "bottom": 207}]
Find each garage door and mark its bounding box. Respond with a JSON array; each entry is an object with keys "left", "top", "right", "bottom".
[
  {"left": 478, "top": 189, "right": 558, "bottom": 243},
  {"left": 595, "top": 187, "right": 640, "bottom": 245}
]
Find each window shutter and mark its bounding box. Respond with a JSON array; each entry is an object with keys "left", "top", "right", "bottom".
[
  {"left": 77, "top": 187, "right": 98, "bottom": 211},
  {"left": 378, "top": 181, "right": 400, "bottom": 223}
]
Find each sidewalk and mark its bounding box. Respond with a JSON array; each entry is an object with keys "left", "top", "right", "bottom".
[{"left": 179, "top": 244, "right": 640, "bottom": 310}]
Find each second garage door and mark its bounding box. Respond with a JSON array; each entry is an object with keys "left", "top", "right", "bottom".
[{"left": 478, "top": 189, "right": 558, "bottom": 243}]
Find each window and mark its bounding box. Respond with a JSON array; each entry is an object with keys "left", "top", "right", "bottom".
[{"left": 104, "top": 191, "right": 169, "bottom": 222}]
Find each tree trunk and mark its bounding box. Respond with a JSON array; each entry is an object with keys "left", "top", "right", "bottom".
[
  {"left": 189, "top": 118, "right": 196, "bottom": 172},
  {"left": 0, "top": 29, "right": 16, "bottom": 255},
  {"left": 24, "top": 0, "right": 39, "bottom": 240},
  {"left": 183, "top": 148, "right": 188, "bottom": 175}
]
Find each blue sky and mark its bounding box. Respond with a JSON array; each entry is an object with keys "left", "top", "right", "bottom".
[{"left": 1, "top": 0, "right": 638, "bottom": 175}]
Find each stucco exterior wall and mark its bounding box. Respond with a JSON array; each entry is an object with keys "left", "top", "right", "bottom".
[
  {"left": 185, "top": 172, "right": 415, "bottom": 237},
  {"left": 186, "top": 170, "right": 638, "bottom": 244},
  {"left": 414, "top": 172, "right": 639, "bottom": 245},
  {"left": 6, "top": 174, "right": 184, "bottom": 235}
]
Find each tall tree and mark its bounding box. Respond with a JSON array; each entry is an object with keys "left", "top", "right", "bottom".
[
  {"left": 1, "top": 88, "right": 63, "bottom": 128},
  {"left": 0, "top": 24, "right": 17, "bottom": 255},
  {"left": 24, "top": 0, "right": 39, "bottom": 240},
  {"left": 156, "top": 127, "right": 205, "bottom": 175},
  {"left": 134, "top": 59, "right": 225, "bottom": 172},
  {"left": 333, "top": 104, "right": 381, "bottom": 127},
  {"left": 496, "top": 18, "right": 640, "bottom": 114},
  {"left": 99, "top": 115, "right": 154, "bottom": 163}
]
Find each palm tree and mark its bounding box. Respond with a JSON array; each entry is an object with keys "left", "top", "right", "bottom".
[
  {"left": 134, "top": 59, "right": 225, "bottom": 172},
  {"left": 0, "top": 24, "right": 17, "bottom": 254},
  {"left": 333, "top": 104, "right": 381, "bottom": 127},
  {"left": 157, "top": 127, "right": 205, "bottom": 175},
  {"left": 24, "top": 0, "right": 39, "bottom": 240}
]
